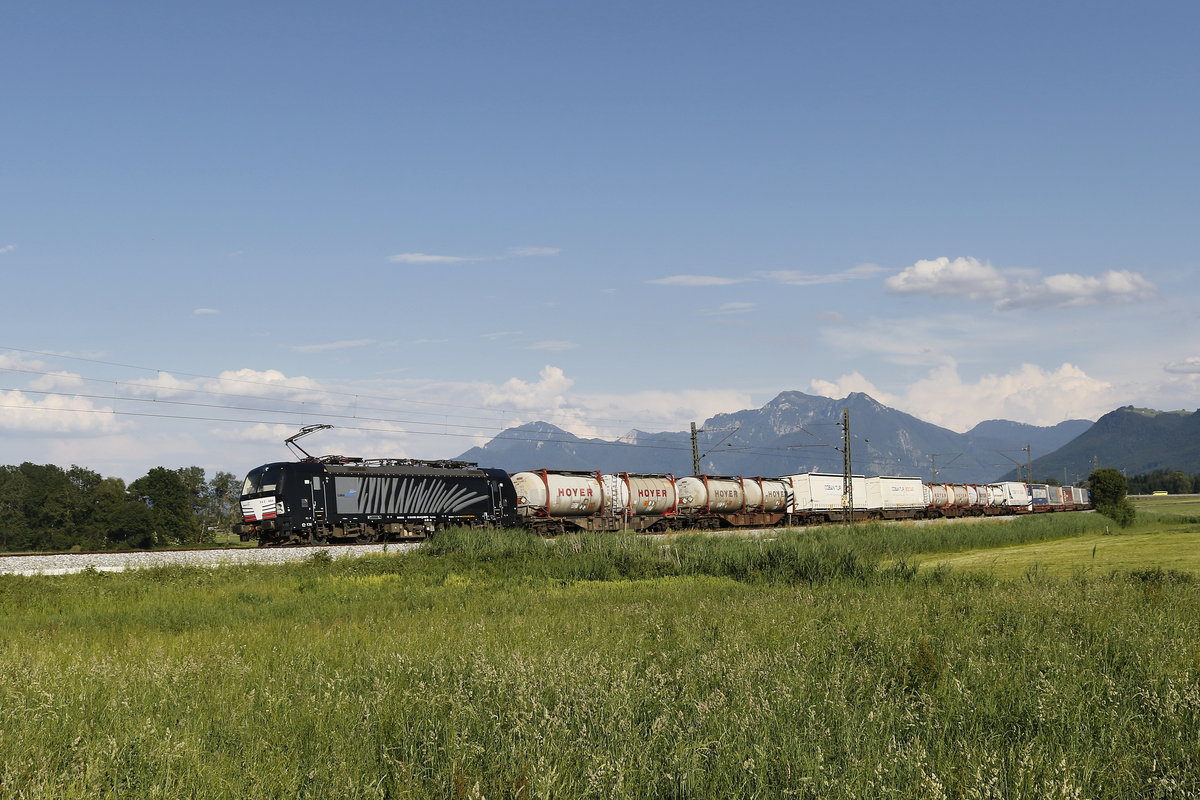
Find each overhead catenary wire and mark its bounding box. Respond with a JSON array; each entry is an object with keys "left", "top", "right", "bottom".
[
  {"left": 2, "top": 348, "right": 978, "bottom": 476},
  {"left": 0, "top": 399, "right": 983, "bottom": 478}
]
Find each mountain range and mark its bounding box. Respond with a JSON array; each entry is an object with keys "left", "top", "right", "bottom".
[{"left": 456, "top": 391, "right": 1096, "bottom": 484}]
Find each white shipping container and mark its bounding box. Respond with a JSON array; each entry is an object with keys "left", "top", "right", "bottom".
[
  {"left": 991, "top": 482, "right": 1032, "bottom": 509},
  {"left": 864, "top": 476, "right": 927, "bottom": 510},
  {"left": 785, "top": 473, "right": 868, "bottom": 513}
]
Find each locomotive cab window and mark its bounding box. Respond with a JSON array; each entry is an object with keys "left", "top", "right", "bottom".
[{"left": 242, "top": 466, "right": 284, "bottom": 496}]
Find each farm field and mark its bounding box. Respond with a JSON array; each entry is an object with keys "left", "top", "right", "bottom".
[
  {"left": 1131, "top": 493, "right": 1200, "bottom": 515},
  {"left": 912, "top": 503, "right": 1200, "bottom": 578},
  {"left": 1, "top": 517, "right": 1197, "bottom": 799}
]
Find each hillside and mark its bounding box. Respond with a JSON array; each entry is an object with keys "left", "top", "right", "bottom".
[
  {"left": 457, "top": 391, "right": 1093, "bottom": 483},
  {"left": 1013, "top": 406, "right": 1200, "bottom": 482}
]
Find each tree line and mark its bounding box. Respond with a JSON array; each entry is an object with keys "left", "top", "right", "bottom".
[
  {"left": 1126, "top": 469, "right": 1200, "bottom": 495},
  {"left": 0, "top": 463, "right": 242, "bottom": 552}
]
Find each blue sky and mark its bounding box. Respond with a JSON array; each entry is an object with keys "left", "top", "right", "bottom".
[{"left": 2, "top": 0, "right": 1198, "bottom": 481}]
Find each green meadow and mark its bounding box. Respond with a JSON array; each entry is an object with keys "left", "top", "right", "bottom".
[{"left": 1, "top": 514, "right": 1197, "bottom": 799}]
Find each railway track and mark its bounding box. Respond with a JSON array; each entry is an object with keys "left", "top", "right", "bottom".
[{"left": 0, "top": 541, "right": 420, "bottom": 577}]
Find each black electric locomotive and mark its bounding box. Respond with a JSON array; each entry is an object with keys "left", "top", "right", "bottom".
[{"left": 234, "top": 426, "right": 518, "bottom": 544}]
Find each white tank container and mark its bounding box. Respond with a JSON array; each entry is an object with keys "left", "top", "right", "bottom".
[
  {"left": 759, "top": 479, "right": 789, "bottom": 512},
  {"left": 676, "top": 476, "right": 746, "bottom": 513},
  {"left": 741, "top": 479, "right": 764, "bottom": 510},
  {"left": 511, "top": 470, "right": 604, "bottom": 517},
  {"left": 926, "top": 484, "right": 950, "bottom": 508},
  {"left": 601, "top": 474, "right": 630, "bottom": 514},
  {"left": 618, "top": 474, "right": 677, "bottom": 515},
  {"left": 949, "top": 485, "right": 970, "bottom": 507}
]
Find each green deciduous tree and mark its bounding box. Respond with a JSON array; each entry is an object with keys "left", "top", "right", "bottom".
[
  {"left": 128, "top": 467, "right": 200, "bottom": 545},
  {"left": 1088, "top": 467, "right": 1136, "bottom": 528}
]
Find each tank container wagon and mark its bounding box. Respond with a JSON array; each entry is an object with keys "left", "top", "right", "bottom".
[
  {"left": 675, "top": 475, "right": 791, "bottom": 528},
  {"left": 511, "top": 470, "right": 792, "bottom": 533},
  {"left": 509, "top": 469, "right": 654, "bottom": 534}
]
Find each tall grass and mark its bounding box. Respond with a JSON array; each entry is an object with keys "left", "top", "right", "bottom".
[{"left": 1, "top": 518, "right": 1197, "bottom": 798}]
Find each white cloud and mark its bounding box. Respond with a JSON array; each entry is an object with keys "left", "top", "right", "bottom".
[
  {"left": 0, "top": 245, "right": 15, "bottom": 255},
  {"left": 291, "top": 339, "right": 378, "bottom": 353},
  {"left": 820, "top": 314, "right": 965, "bottom": 368},
  {"left": 813, "top": 361, "right": 1117, "bottom": 432},
  {"left": 573, "top": 387, "right": 754, "bottom": 433},
  {"left": 885, "top": 256, "right": 1157, "bottom": 311},
  {"left": 646, "top": 275, "right": 747, "bottom": 286},
  {"left": 708, "top": 301, "right": 756, "bottom": 315},
  {"left": 193, "top": 308, "right": 220, "bottom": 315},
  {"left": 809, "top": 372, "right": 892, "bottom": 403},
  {"left": 1164, "top": 356, "right": 1200, "bottom": 374},
  {"left": 0, "top": 389, "right": 124, "bottom": 435},
  {"left": 996, "top": 269, "right": 1158, "bottom": 310},
  {"left": 758, "top": 263, "right": 885, "bottom": 286},
  {"left": 388, "top": 246, "right": 559, "bottom": 264},
  {"left": 509, "top": 246, "right": 561, "bottom": 257},
  {"left": 482, "top": 365, "right": 575, "bottom": 411},
  {"left": 884, "top": 256, "right": 1007, "bottom": 300},
  {"left": 387, "top": 252, "right": 477, "bottom": 264},
  {"left": 528, "top": 340, "right": 578, "bottom": 352}
]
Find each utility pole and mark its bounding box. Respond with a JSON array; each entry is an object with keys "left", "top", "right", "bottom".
[
  {"left": 841, "top": 407, "right": 853, "bottom": 524},
  {"left": 1024, "top": 443, "right": 1032, "bottom": 483},
  {"left": 690, "top": 422, "right": 701, "bottom": 475}
]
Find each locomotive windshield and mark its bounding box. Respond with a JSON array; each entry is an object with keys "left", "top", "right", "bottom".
[{"left": 241, "top": 465, "right": 283, "bottom": 497}]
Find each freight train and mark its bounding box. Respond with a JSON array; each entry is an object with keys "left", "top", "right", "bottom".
[{"left": 236, "top": 448, "right": 1092, "bottom": 545}]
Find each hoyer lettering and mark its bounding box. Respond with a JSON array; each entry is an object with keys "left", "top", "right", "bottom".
[
  {"left": 557, "top": 487, "right": 595, "bottom": 498},
  {"left": 637, "top": 489, "right": 670, "bottom": 498}
]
